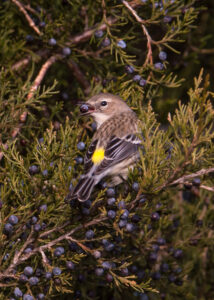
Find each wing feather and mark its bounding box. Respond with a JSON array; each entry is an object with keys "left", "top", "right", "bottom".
[{"left": 84, "top": 134, "right": 141, "bottom": 176}]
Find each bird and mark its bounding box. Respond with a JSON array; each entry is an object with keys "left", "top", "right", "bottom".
[{"left": 70, "top": 93, "right": 141, "bottom": 202}]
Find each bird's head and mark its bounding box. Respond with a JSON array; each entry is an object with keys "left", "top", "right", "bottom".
[{"left": 79, "top": 93, "right": 131, "bottom": 128}]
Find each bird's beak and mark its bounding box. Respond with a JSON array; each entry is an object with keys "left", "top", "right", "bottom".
[{"left": 78, "top": 102, "right": 96, "bottom": 115}]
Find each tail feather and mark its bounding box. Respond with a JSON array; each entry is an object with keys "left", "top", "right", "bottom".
[{"left": 71, "top": 176, "right": 96, "bottom": 202}]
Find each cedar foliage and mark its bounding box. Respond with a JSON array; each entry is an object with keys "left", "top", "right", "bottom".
[{"left": 0, "top": 1, "right": 214, "bottom": 300}]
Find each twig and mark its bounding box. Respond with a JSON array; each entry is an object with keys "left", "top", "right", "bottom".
[
  {"left": 68, "top": 59, "right": 91, "bottom": 95},
  {"left": 40, "top": 249, "right": 50, "bottom": 266},
  {"left": 1, "top": 216, "right": 107, "bottom": 281},
  {"left": 169, "top": 167, "right": 214, "bottom": 186},
  {"left": 200, "top": 185, "right": 214, "bottom": 192},
  {"left": 11, "top": 54, "right": 62, "bottom": 139},
  {"left": 11, "top": 0, "right": 42, "bottom": 36},
  {"left": 12, "top": 49, "right": 49, "bottom": 71},
  {"left": 12, "top": 16, "right": 117, "bottom": 72},
  {"left": 122, "top": 0, "right": 153, "bottom": 66},
  {"left": 24, "top": 4, "right": 41, "bottom": 16},
  {"left": 27, "top": 54, "right": 62, "bottom": 100}
]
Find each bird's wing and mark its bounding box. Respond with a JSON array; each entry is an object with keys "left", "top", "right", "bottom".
[
  {"left": 84, "top": 134, "right": 141, "bottom": 175},
  {"left": 84, "top": 139, "right": 98, "bottom": 172}
]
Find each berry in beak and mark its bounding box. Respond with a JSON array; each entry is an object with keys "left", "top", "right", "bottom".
[{"left": 79, "top": 103, "right": 95, "bottom": 115}]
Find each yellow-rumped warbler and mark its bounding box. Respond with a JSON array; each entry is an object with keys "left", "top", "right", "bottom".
[{"left": 70, "top": 93, "right": 141, "bottom": 202}]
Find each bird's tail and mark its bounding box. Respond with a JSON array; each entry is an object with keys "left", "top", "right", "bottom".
[{"left": 69, "top": 175, "right": 96, "bottom": 202}]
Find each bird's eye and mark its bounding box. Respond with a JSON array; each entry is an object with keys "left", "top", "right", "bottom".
[{"left": 101, "top": 101, "right": 107, "bottom": 106}]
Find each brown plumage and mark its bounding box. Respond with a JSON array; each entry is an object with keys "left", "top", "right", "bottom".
[{"left": 69, "top": 93, "right": 141, "bottom": 202}]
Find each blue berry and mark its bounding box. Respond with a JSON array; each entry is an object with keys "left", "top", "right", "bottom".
[
  {"left": 102, "top": 239, "right": 109, "bottom": 246},
  {"left": 4, "top": 223, "right": 13, "bottom": 234},
  {"left": 95, "top": 30, "right": 104, "bottom": 38},
  {"left": 106, "top": 273, "right": 113, "bottom": 282},
  {"left": 192, "top": 178, "right": 201, "bottom": 186},
  {"left": 107, "top": 210, "right": 116, "bottom": 219},
  {"left": 49, "top": 38, "right": 57, "bottom": 46},
  {"left": 149, "top": 252, "right": 158, "bottom": 262},
  {"left": 39, "top": 204, "right": 47, "bottom": 212},
  {"left": 102, "top": 261, "right": 112, "bottom": 270},
  {"left": 29, "top": 276, "right": 39, "bottom": 286},
  {"left": 120, "top": 209, "right": 129, "bottom": 220},
  {"left": 80, "top": 104, "right": 89, "bottom": 113},
  {"left": 23, "top": 295, "right": 34, "bottom": 300},
  {"left": 107, "top": 197, "right": 116, "bottom": 206},
  {"left": 117, "top": 40, "right": 126, "bottom": 48},
  {"left": 139, "top": 196, "right": 147, "bottom": 204},
  {"left": 14, "top": 287, "right": 23, "bottom": 298},
  {"left": 35, "top": 268, "right": 43, "bottom": 277},
  {"left": 159, "top": 51, "right": 167, "bottom": 61},
  {"left": 62, "top": 47, "right": 71, "bottom": 56},
  {"left": 62, "top": 92, "right": 69, "bottom": 100},
  {"left": 19, "top": 274, "right": 28, "bottom": 282},
  {"left": 29, "top": 165, "right": 39, "bottom": 175},
  {"left": 45, "top": 272, "right": 52, "bottom": 280},
  {"left": 151, "top": 212, "right": 160, "bottom": 221},
  {"left": 139, "top": 79, "right": 147, "bottom": 87},
  {"left": 139, "top": 293, "right": 149, "bottom": 300},
  {"left": 91, "top": 122, "right": 97, "bottom": 131},
  {"left": 39, "top": 21, "right": 46, "bottom": 27},
  {"left": 42, "top": 169, "right": 48, "bottom": 176},
  {"left": 38, "top": 138, "right": 44, "bottom": 144},
  {"left": 152, "top": 271, "right": 161, "bottom": 280},
  {"left": 168, "top": 274, "right": 176, "bottom": 283},
  {"left": 105, "top": 243, "right": 115, "bottom": 252},
  {"left": 75, "top": 156, "right": 83, "bottom": 164},
  {"left": 26, "top": 35, "right": 34, "bottom": 42},
  {"left": 131, "top": 214, "right": 141, "bottom": 223},
  {"left": 174, "top": 267, "right": 182, "bottom": 274},
  {"left": 130, "top": 265, "right": 138, "bottom": 274},
  {"left": 24, "top": 247, "right": 33, "bottom": 254},
  {"left": 137, "top": 270, "right": 145, "bottom": 280},
  {"left": 132, "top": 182, "right": 139, "bottom": 192},
  {"left": 54, "top": 246, "right": 65, "bottom": 257},
  {"left": 118, "top": 200, "right": 126, "bottom": 209},
  {"left": 126, "top": 223, "right": 135, "bottom": 232},
  {"left": 85, "top": 229, "right": 95, "bottom": 240},
  {"left": 157, "top": 237, "right": 166, "bottom": 245},
  {"left": 125, "top": 65, "right": 134, "bottom": 74},
  {"left": 154, "top": 62, "right": 164, "bottom": 70},
  {"left": 82, "top": 199, "right": 92, "bottom": 208},
  {"left": 37, "top": 293, "right": 45, "bottom": 300},
  {"left": 93, "top": 250, "right": 101, "bottom": 259},
  {"left": 8, "top": 215, "right": 18, "bottom": 225},
  {"left": 133, "top": 75, "right": 141, "bottom": 82},
  {"left": 161, "top": 263, "right": 169, "bottom": 273},
  {"left": 34, "top": 224, "right": 41, "bottom": 232},
  {"left": 175, "top": 279, "right": 183, "bottom": 286},
  {"left": 156, "top": 202, "right": 162, "bottom": 210},
  {"left": 52, "top": 267, "right": 62, "bottom": 276},
  {"left": 24, "top": 266, "right": 34, "bottom": 277},
  {"left": 66, "top": 261, "right": 75, "bottom": 270},
  {"left": 152, "top": 244, "right": 159, "bottom": 252},
  {"left": 95, "top": 268, "right": 104, "bottom": 276},
  {"left": 82, "top": 207, "right": 90, "bottom": 215},
  {"left": 164, "top": 16, "right": 172, "bottom": 23},
  {"left": 68, "top": 181, "right": 73, "bottom": 192},
  {"left": 121, "top": 267, "right": 129, "bottom": 276},
  {"left": 77, "top": 141, "right": 85, "bottom": 151},
  {"left": 101, "top": 37, "right": 111, "bottom": 47},
  {"left": 106, "top": 188, "right": 115, "bottom": 197},
  {"left": 173, "top": 249, "right": 183, "bottom": 259}
]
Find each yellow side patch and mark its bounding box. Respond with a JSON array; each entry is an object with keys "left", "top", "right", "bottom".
[{"left": 92, "top": 148, "right": 105, "bottom": 164}]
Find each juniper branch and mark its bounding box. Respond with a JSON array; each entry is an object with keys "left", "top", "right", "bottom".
[{"left": 11, "top": 0, "right": 42, "bottom": 36}]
